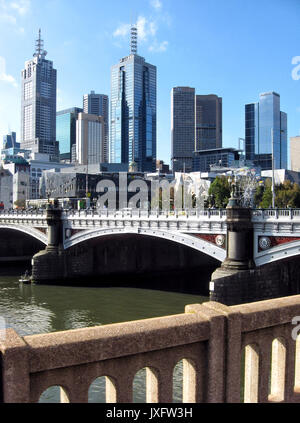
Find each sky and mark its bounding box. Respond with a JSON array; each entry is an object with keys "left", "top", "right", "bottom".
[{"left": 0, "top": 0, "right": 300, "bottom": 166}]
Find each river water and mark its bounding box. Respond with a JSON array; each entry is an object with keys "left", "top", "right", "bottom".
[{"left": 0, "top": 266, "right": 208, "bottom": 403}]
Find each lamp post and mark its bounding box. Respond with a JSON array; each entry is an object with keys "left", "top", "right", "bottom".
[{"left": 271, "top": 128, "right": 275, "bottom": 209}]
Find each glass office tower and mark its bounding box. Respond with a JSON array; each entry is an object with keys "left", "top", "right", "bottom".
[
  {"left": 195, "top": 94, "right": 222, "bottom": 151},
  {"left": 20, "top": 30, "right": 59, "bottom": 161},
  {"left": 171, "top": 87, "right": 195, "bottom": 173},
  {"left": 56, "top": 107, "right": 83, "bottom": 161},
  {"left": 245, "top": 92, "right": 287, "bottom": 170},
  {"left": 110, "top": 28, "right": 157, "bottom": 172},
  {"left": 3, "top": 132, "right": 19, "bottom": 149}
]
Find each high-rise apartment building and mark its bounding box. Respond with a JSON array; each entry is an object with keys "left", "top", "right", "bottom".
[
  {"left": 245, "top": 92, "right": 287, "bottom": 170},
  {"left": 195, "top": 94, "right": 222, "bottom": 150},
  {"left": 290, "top": 136, "right": 300, "bottom": 172},
  {"left": 76, "top": 113, "right": 105, "bottom": 165},
  {"left": 56, "top": 107, "right": 83, "bottom": 161},
  {"left": 110, "top": 26, "right": 157, "bottom": 172},
  {"left": 83, "top": 91, "right": 109, "bottom": 162},
  {"left": 171, "top": 87, "right": 195, "bottom": 173},
  {"left": 20, "top": 30, "right": 59, "bottom": 161}
]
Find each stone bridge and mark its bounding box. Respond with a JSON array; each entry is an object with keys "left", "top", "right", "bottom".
[
  {"left": 2, "top": 205, "right": 300, "bottom": 304},
  {"left": 1, "top": 207, "right": 300, "bottom": 265}
]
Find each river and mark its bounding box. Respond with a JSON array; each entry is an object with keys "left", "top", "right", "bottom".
[{"left": 0, "top": 265, "right": 209, "bottom": 403}]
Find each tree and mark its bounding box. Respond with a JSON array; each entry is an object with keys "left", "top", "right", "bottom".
[
  {"left": 208, "top": 176, "right": 231, "bottom": 208},
  {"left": 259, "top": 186, "right": 272, "bottom": 208}
]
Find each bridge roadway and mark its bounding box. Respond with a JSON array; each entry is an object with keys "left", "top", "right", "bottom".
[{"left": 1, "top": 208, "right": 300, "bottom": 266}]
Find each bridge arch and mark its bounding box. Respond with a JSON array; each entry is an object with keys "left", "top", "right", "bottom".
[
  {"left": 255, "top": 239, "right": 300, "bottom": 266},
  {"left": 0, "top": 223, "right": 48, "bottom": 246},
  {"left": 64, "top": 227, "right": 226, "bottom": 262}
]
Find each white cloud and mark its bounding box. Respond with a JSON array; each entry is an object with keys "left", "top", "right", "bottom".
[
  {"left": 150, "top": 0, "right": 162, "bottom": 10},
  {"left": 0, "top": 57, "right": 17, "bottom": 88},
  {"left": 113, "top": 23, "right": 131, "bottom": 38},
  {"left": 113, "top": 11, "right": 169, "bottom": 54},
  {"left": 10, "top": 0, "right": 30, "bottom": 15},
  {"left": 149, "top": 40, "right": 168, "bottom": 52},
  {"left": 0, "top": 0, "right": 30, "bottom": 25}
]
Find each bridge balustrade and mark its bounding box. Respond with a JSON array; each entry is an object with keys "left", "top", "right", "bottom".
[{"left": 1, "top": 295, "right": 300, "bottom": 403}]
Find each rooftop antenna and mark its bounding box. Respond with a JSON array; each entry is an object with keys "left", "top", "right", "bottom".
[
  {"left": 34, "top": 28, "right": 47, "bottom": 58},
  {"left": 130, "top": 24, "right": 137, "bottom": 54}
]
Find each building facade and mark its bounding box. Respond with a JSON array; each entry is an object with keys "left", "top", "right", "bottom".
[
  {"left": 56, "top": 107, "right": 83, "bottom": 162},
  {"left": 290, "top": 136, "right": 300, "bottom": 172},
  {"left": 0, "top": 168, "right": 13, "bottom": 209},
  {"left": 171, "top": 87, "right": 195, "bottom": 173},
  {"left": 192, "top": 147, "right": 240, "bottom": 172},
  {"left": 110, "top": 28, "right": 157, "bottom": 172},
  {"left": 245, "top": 92, "right": 287, "bottom": 170},
  {"left": 20, "top": 30, "right": 59, "bottom": 161},
  {"left": 76, "top": 113, "right": 105, "bottom": 165},
  {"left": 83, "top": 91, "right": 109, "bottom": 162},
  {"left": 195, "top": 94, "right": 222, "bottom": 151}
]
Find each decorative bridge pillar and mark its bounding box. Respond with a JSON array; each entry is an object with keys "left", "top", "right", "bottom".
[
  {"left": 31, "top": 201, "right": 66, "bottom": 283},
  {"left": 45, "top": 201, "right": 63, "bottom": 252},
  {"left": 209, "top": 191, "right": 255, "bottom": 304}
]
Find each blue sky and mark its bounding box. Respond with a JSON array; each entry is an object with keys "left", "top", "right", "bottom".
[{"left": 0, "top": 0, "right": 299, "bottom": 166}]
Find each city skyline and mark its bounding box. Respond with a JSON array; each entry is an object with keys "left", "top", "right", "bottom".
[{"left": 0, "top": 0, "right": 300, "bottom": 166}]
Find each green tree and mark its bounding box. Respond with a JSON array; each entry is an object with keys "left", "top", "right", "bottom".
[
  {"left": 254, "top": 183, "right": 264, "bottom": 207},
  {"left": 259, "top": 186, "right": 272, "bottom": 208},
  {"left": 275, "top": 180, "right": 300, "bottom": 208},
  {"left": 208, "top": 176, "right": 231, "bottom": 208}
]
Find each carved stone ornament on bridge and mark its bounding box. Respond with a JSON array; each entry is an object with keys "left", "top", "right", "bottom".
[
  {"left": 259, "top": 236, "right": 271, "bottom": 250},
  {"left": 215, "top": 235, "right": 225, "bottom": 247},
  {"left": 65, "top": 229, "right": 72, "bottom": 239}
]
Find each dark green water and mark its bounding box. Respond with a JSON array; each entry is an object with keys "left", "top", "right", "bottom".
[{"left": 0, "top": 270, "right": 208, "bottom": 403}]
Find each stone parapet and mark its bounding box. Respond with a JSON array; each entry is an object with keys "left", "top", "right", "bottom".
[{"left": 1, "top": 295, "right": 300, "bottom": 403}]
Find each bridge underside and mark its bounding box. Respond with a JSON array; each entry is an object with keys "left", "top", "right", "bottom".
[
  {"left": 32, "top": 233, "right": 220, "bottom": 294},
  {"left": 0, "top": 228, "right": 45, "bottom": 262}
]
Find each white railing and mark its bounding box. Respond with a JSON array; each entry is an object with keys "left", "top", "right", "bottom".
[
  {"left": 251, "top": 208, "right": 300, "bottom": 221},
  {"left": 64, "top": 208, "right": 227, "bottom": 220}
]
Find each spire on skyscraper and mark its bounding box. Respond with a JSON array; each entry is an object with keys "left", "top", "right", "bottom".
[
  {"left": 130, "top": 25, "right": 137, "bottom": 54},
  {"left": 34, "top": 28, "right": 47, "bottom": 58}
]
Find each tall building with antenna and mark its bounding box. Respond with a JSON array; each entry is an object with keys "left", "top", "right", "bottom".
[
  {"left": 20, "top": 29, "right": 59, "bottom": 161},
  {"left": 110, "top": 25, "right": 157, "bottom": 172}
]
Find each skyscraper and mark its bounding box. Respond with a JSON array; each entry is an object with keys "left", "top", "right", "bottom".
[
  {"left": 195, "top": 94, "right": 222, "bottom": 151},
  {"left": 83, "top": 91, "right": 109, "bottom": 162},
  {"left": 245, "top": 92, "right": 287, "bottom": 170},
  {"left": 3, "top": 132, "right": 19, "bottom": 149},
  {"left": 171, "top": 87, "right": 195, "bottom": 173},
  {"left": 76, "top": 113, "right": 105, "bottom": 165},
  {"left": 110, "top": 26, "right": 157, "bottom": 172},
  {"left": 20, "top": 30, "right": 59, "bottom": 161},
  {"left": 56, "top": 107, "right": 83, "bottom": 162}
]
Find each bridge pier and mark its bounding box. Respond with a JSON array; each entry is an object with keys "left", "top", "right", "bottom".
[
  {"left": 209, "top": 195, "right": 256, "bottom": 305},
  {"left": 31, "top": 202, "right": 67, "bottom": 283}
]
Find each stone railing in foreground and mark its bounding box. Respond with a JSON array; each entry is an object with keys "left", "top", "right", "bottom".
[{"left": 2, "top": 295, "right": 300, "bottom": 403}]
